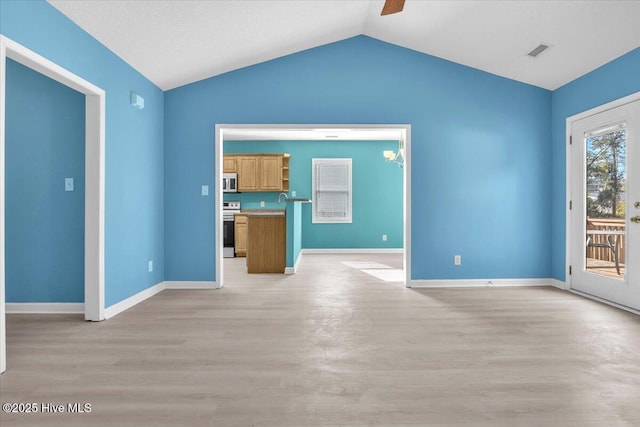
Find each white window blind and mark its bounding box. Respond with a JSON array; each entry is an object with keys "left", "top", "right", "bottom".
[{"left": 312, "top": 158, "right": 352, "bottom": 223}]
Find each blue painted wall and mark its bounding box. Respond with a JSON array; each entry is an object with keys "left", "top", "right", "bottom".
[
  {"left": 166, "top": 36, "right": 552, "bottom": 281},
  {"left": 5, "top": 59, "right": 85, "bottom": 302},
  {"left": 4, "top": 0, "right": 636, "bottom": 300},
  {"left": 223, "top": 140, "right": 404, "bottom": 250},
  {"left": 1, "top": 1, "right": 165, "bottom": 306},
  {"left": 550, "top": 47, "right": 640, "bottom": 281}
]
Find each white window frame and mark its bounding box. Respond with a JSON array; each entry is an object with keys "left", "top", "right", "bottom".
[{"left": 312, "top": 158, "right": 352, "bottom": 224}]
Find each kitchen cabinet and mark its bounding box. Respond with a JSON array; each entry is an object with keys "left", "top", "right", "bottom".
[
  {"left": 234, "top": 214, "right": 247, "bottom": 257},
  {"left": 247, "top": 215, "right": 286, "bottom": 273},
  {"left": 280, "top": 155, "right": 290, "bottom": 191},
  {"left": 224, "top": 154, "right": 289, "bottom": 192},
  {"left": 223, "top": 157, "right": 237, "bottom": 173},
  {"left": 236, "top": 157, "right": 259, "bottom": 191},
  {"left": 259, "top": 156, "right": 283, "bottom": 191}
]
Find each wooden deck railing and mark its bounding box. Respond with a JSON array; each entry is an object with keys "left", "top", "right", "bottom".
[{"left": 586, "top": 218, "right": 626, "bottom": 263}]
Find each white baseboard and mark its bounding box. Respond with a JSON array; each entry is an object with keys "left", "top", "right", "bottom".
[
  {"left": 301, "top": 248, "right": 403, "bottom": 254},
  {"left": 409, "top": 278, "right": 552, "bottom": 288},
  {"left": 6, "top": 280, "right": 219, "bottom": 319},
  {"left": 285, "top": 252, "right": 304, "bottom": 275},
  {"left": 105, "top": 281, "right": 218, "bottom": 318},
  {"left": 104, "top": 282, "right": 165, "bottom": 319},
  {"left": 164, "top": 281, "right": 217, "bottom": 289},
  {"left": 551, "top": 279, "right": 568, "bottom": 290},
  {"left": 5, "top": 303, "right": 84, "bottom": 314}
]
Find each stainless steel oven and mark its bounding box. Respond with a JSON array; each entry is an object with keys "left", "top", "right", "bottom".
[{"left": 222, "top": 201, "right": 240, "bottom": 258}]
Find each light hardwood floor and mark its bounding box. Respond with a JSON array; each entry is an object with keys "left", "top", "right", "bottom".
[{"left": 1, "top": 253, "right": 639, "bottom": 426}]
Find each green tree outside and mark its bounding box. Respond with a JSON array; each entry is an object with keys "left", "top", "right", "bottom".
[{"left": 586, "top": 130, "right": 626, "bottom": 219}]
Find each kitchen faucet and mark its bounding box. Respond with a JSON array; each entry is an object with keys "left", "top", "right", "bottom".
[{"left": 277, "top": 192, "right": 288, "bottom": 203}]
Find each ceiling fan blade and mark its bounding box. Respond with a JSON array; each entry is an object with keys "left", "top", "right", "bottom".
[{"left": 381, "top": 0, "right": 405, "bottom": 16}]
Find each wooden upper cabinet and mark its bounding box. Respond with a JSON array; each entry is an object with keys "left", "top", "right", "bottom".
[
  {"left": 223, "top": 157, "right": 237, "bottom": 173},
  {"left": 259, "top": 156, "right": 282, "bottom": 191},
  {"left": 225, "top": 153, "right": 290, "bottom": 192},
  {"left": 237, "top": 157, "right": 259, "bottom": 191}
]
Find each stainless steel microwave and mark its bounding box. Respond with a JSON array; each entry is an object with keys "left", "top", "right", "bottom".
[{"left": 222, "top": 173, "right": 237, "bottom": 192}]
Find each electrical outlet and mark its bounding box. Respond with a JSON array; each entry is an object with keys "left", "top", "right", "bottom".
[
  {"left": 382, "top": 234, "right": 387, "bottom": 241},
  {"left": 148, "top": 260, "right": 153, "bottom": 272},
  {"left": 201, "top": 185, "right": 209, "bottom": 196},
  {"left": 260, "top": 201, "right": 265, "bottom": 207},
  {"left": 454, "top": 255, "right": 461, "bottom": 266},
  {"left": 291, "top": 191, "right": 297, "bottom": 197}
]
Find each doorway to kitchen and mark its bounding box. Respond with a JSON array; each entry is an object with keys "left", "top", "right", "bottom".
[{"left": 214, "top": 125, "right": 411, "bottom": 289}]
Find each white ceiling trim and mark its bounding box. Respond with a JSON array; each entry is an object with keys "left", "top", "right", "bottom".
[{"left": 223, "top": 128, "right": 404, "bottom": 141}]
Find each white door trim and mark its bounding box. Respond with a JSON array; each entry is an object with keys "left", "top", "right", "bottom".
[
  {"left": 0, "top": 35, "right": 106, "bottom": 374},
  {"left": 214, "top": 124, "right": 411, "bottom": 289},
  {"left": 565, "top": 91, "right": 640, "bottom": 312}
]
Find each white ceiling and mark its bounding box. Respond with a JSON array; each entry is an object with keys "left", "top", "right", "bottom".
[{"left": 47, "top": 0, "right": 640, "bottom": 91}]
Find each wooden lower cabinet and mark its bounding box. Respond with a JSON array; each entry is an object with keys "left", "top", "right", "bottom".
[
  {"left": 246, "top": 216, "right": 286, "bottom": 273},
  {"left": 234, "top": 215, "right": 247, "bottom": 257}
]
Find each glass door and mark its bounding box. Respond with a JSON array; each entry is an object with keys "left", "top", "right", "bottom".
[{"left": 570, "top": 100, "right": 640, "bottom": 310}]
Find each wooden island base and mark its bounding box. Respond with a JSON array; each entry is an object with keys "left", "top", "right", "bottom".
[{"left": 246, "top": 215, "right": 286, "bottom": 273}]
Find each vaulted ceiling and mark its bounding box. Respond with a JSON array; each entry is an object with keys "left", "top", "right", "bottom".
[{"left": 48, "top": 0, "right": 640, "bottom": 91}]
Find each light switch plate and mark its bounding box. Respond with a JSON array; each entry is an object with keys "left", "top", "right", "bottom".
[
  {"left": 201, "top": 185, "right": 209, "bottom": 196},
  {"left": 65, "top": 178, "right": 74, "bottom": 192}
]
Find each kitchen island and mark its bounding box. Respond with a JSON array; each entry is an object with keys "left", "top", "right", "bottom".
[{"left": 243, "top": 210, "right": 286, "bottom": 273}]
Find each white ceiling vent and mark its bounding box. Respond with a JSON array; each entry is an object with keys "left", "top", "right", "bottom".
[{"left": 528, "top": 43, "right": 550, "bottom": 58}]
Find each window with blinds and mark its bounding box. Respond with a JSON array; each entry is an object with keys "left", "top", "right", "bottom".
[{"left": 312, "top": 158, "right": 352, "bottom": 223}]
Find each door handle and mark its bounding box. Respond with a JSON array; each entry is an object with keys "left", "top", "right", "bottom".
[{"left": 632, "top": 216, "right": 640, "bottom": 223}]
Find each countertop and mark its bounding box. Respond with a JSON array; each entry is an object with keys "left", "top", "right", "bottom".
[{"left": 237, "top": 209, "right": 285, "bottom": 217}]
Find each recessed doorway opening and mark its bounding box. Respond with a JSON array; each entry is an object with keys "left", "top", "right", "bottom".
[
  {"left": 0, "top": 36, "right": 106, "bottom": 374},
  {"left": 214, "top": 124, "right": 411, "bottom": 288}
]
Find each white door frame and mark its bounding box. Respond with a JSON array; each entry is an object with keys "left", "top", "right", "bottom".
[
  {"left": 0, "top": 36, "right": 106, "bottom": 374},
  {"left": 565, "top": 91, "right": 640, "bottom": 314},
  {"left": 214, "top": 124, "right": 411, "bottom": 289}
]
